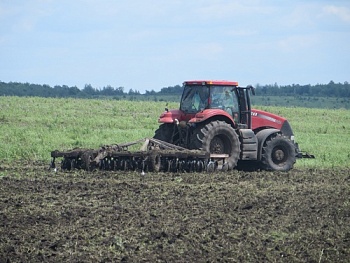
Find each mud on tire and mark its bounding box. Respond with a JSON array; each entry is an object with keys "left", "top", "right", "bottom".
[
  {"left": 190, "top": 120, "right": 240, "bottom": 170},
  {"left": 261, "top": 134, "right": 296, "bottom": 171}
]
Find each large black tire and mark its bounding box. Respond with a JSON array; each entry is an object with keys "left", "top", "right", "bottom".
[
  {"left": 190, "top": 120, "right": 240, "bottom": 170},
  {"left": 153, "top": 124, "right": 175, "bottom": 143},
  {"left": 261, "top": 134, "right": 296, "bottom": 171}
]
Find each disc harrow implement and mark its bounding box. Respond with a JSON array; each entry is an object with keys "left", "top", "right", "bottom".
[{"left": 50, "top": 138, "right": 228, "bottom": 173}]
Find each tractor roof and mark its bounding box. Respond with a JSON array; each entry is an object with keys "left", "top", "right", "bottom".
[{"left": 184, "top": 80, "right": 239, "bottom": 86}]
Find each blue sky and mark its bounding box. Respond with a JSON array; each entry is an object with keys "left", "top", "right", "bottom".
[{"left": 1, "top": 0, "right": 349, "bottom": 93}]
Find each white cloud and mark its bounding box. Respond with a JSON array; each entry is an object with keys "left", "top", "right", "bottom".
[
  {"left": 323, "top": 5, "right": 350, "bottom": 22},
  {"left": 284, "top": 4, "right": 319, "bottom": 28}
]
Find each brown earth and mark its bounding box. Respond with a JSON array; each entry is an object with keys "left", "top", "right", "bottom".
[{"left": 0, "top": 162, "right": 349, "bottom": 262}]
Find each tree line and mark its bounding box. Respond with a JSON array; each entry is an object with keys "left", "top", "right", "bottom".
[
  {"left": 0, "top": 80, "right": 349, "bottom": 99},
  {"left": 255, "top": 81, "right": 350, "bottom": 97}
]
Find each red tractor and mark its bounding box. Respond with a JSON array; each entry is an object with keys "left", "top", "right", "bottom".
[
  {"left": 51, "top": 80, "right": 313, "bottom": 173},
  {"left": 154, "top": 80, "right": 309, "bottom": 171}
]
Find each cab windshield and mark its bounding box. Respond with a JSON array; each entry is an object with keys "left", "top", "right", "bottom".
[
  {"left": 180, "top": 85, "right": 209, "bottom": 113},
  {"left": 180, "top": 84, "right": 239, "bottom": 118}
]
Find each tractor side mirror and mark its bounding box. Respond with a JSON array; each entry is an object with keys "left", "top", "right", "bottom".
[{"left": 247, "top": 85, "right": 255, "bottom": 95}]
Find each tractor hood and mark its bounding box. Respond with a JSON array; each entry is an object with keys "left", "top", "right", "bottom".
[
  {"left": 251, "top": 108, "right": 293, "bottom": 136},
  {"left": 251, "top": 109, "right": 286, "bottom": 130}
]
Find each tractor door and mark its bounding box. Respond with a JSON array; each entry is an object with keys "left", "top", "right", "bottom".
[
  {"left": 210, "top": 86, "right": 239, "bottom": 121},
  {"left": 236, "top": 87, "right": 252, "bottom": 129}
]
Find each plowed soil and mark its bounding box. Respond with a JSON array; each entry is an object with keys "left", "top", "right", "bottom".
[{"left": 0, "top": 163, "right": 349, "bottom": 262}]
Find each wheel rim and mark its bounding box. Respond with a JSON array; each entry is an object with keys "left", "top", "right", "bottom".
[
  {"left": 210, "top": 136, "right": 226, "bottom": 154},
  {"left": 272, "top": 146, "right": 287, "bottom": 165}
]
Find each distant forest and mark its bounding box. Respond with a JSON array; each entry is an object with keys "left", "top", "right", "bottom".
[{"left": 0, "top": 80, "right": 349, "bottom": 99}]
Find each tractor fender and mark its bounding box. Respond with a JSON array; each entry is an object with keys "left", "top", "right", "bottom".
[
  {"left": 256, "top": 128, "right": 280, "bottom": 160},
  {"left": 188, "top": 109, "right": 235, "bottom": 126}
]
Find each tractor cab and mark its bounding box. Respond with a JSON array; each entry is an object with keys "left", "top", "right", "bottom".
[{"left": 180, "top": 81, "right": 254, "bottom": 128}]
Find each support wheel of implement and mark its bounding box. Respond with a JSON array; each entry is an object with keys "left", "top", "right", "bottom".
[
  {"left": 261, "top": 134, "right": 296, "bottom": 171},
  {"left": 81, "top": 151, "right": 94, "bottom": 171},
  {"left": 207, "top": 162, "right": 216, "bottom": 173},
  {"left": 148, "top": 152, "right": 161, "bottom": 172},
  {"left": 190, "top": 120, "right": 240, "bottom": 170}
]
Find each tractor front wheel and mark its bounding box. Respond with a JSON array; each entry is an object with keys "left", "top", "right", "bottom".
[
  {"left": 261, "top": 134, "right": 296, "bottom": 171},
  {"left": 153, "top": 124, "right": 175, "bottom": 143}
]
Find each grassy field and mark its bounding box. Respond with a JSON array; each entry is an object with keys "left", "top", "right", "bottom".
[{"left": 0, "top": 96, "right": 349, "bottom": 168}]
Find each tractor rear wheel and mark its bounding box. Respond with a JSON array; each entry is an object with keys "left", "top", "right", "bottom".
[
  {"left": 261, "top": 134, "right": 296, "bottom": 171},
  {"left": 190, "top": 120, "right": 240, "bottom": 170}
]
